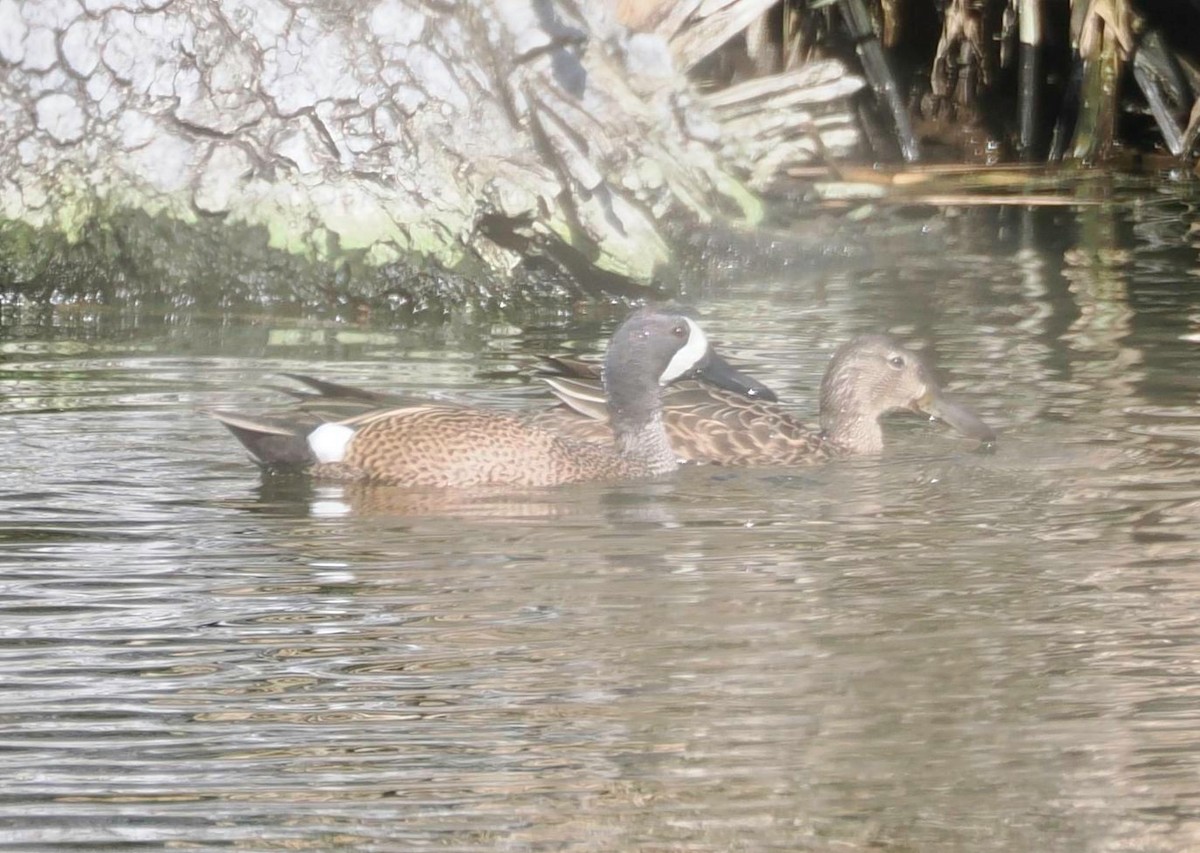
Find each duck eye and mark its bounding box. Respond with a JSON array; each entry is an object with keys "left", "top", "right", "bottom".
[
  {"left": 672, "top": 324, "right": 687, "bottom": 338},
  {"left": 888, "top": 355, "right": 905, "bottom": 368}
]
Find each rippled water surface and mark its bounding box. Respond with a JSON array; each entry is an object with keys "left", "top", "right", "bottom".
[{"left": 4, "top": 198, "right": 1200, "bottom": 851}]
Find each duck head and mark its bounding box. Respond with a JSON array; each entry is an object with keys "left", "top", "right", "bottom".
[
  {"left": 819, "top": 335, "right": 995, "bottom": 453},
  {"left": 604, "top": 307, "right": 775, "bottom": 426}
]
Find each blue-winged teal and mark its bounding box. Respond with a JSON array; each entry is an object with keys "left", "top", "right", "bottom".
[
  {"left": 536, "top": 334, "right": 995, "bottom": 463},
  {"left": 212, "top": 307, "right": 772, "bottom": 487}
]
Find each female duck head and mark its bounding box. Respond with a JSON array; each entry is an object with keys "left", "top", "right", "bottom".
[{"left": 819, "top": 335, "right": 995, "bottom": 453}]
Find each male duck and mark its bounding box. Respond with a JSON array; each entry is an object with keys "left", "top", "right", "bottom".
[
  {"left": 536, "top": 333, "right": 995, "bottom": 464},
  {"left": 212, "top": 307, "right": 770, "bottom": 487}
]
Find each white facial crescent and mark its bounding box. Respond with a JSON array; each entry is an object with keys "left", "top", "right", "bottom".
[{"left": 660, "top": 317, "right": 709, "bottom": 385}]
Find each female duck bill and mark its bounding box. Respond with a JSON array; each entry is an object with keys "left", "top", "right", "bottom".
[{"left": 915, "top": 390, "right": 996, "bottom": 444}]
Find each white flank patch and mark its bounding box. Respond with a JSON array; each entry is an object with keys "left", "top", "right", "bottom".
[
  {"left": 660, "top": 317, "right": 709, "bottom": 384},
  {"left": 308, "top": 423, "right": 356, "bottom": 463}
]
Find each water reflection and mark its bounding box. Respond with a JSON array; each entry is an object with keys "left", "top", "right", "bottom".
[{"left": 2, "top": 197, "right": 1200, "bottom": 849}]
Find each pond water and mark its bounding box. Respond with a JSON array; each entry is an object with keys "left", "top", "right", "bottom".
[{"left": 3, "top": 194, "right": 1200, "bottom": 851}]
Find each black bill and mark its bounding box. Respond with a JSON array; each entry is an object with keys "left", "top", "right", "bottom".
[{"left": 692, "top": 349, "right": 778, "bottom": 403}]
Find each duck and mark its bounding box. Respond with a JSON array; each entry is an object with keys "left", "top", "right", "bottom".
[
  {"left": 534, "top": 333, "right": 996, "bottom": 464},
  {"left": 211, "top": 307, "right": 773, "bottom": 488}
]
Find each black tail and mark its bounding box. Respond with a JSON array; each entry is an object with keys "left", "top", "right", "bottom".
[{"left": 211, "top": 412, "right": 316, "bottom": 467}]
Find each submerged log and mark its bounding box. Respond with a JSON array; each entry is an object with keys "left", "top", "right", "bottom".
[{"left": 0, "top": 0, "right": 861, "bottom": 308}]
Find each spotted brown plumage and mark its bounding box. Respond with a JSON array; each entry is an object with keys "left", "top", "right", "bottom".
[{"left": 308, "top": 406, "right": 648, "bottom": 487}]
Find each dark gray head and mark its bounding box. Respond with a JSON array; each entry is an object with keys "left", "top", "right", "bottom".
[
  {"left": 597, "top": 307, "right": 709, "bottom": 472},
  {"left": 819, "top": 335, "right": 995, "bottom": 453},
  {"left": 603, "top": 307, "right": 773, "bottom": 424},
  {"left": 603, "top": 308, "right": 713, "bottom": 427}
]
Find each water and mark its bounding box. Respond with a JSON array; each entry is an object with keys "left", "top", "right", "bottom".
[{"left": 3, "top": 197, "right": 1200, "bottom": 850}]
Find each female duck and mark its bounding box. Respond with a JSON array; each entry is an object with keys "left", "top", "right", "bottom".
[
  {"left": 538, "top": 334, "right": 995, "bottom": 464},
  {"left": 212, "top": 308, "right": 766, "bottom": 487}
]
